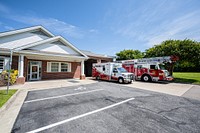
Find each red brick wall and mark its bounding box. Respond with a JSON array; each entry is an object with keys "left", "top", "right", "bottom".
[
  {"left": 41, "top": 60, "right": 81, "bottom": 80},
  {"left": 12, "top": 56, "right": 18, "bottom": 70}
]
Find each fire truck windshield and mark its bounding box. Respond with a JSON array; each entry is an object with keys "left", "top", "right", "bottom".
[
  {"left": 117, "top": 67, "right": 128, "bottom": 73},
  {"left": 159, "top": 64, "right": 166, "bottom": 70}
]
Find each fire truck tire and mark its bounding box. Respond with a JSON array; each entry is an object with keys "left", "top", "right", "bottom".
[
  {"left": 118, "top": 77, "right": 124, "bottom": 84},
  {"left": 142, "top": 75, "right": 151, "bottom": 82},
  {"left": 96, "top": 76, "right": 100, "bottom": 80}
]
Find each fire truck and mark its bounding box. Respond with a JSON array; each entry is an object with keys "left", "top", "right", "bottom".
[
  {"left": 92, "top": 62, "right": 134, "bottom": 83},
  {"left": 121, "top": 56, "right": 177, "bottom": 82}
]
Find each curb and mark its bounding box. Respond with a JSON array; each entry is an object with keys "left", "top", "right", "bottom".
[{"left": 0, "top": 89, "right": 21, "bottom": 114}]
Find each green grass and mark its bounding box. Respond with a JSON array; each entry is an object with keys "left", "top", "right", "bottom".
[
  {"left": 173, "top": 72, "right": 200, "bottom": 85},
  {"left": 0, "top": 89, "right": 17, "bottom": 108}
]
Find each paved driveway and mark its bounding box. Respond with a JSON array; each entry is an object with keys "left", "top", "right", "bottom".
[{"left": 12, "top": 82, "right": 200, "bottom": 133}]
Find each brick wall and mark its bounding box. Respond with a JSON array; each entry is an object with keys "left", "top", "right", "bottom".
[
  {"left": 11, "top": 56, "right": 81, "bottom": 80},
  {"left": 41, "top": 60, "right": 81, "bottom": 80},
  {"left": 12, "top": 56, "right": 18, "bottom": 70}
]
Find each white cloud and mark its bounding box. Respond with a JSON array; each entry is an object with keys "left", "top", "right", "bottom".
[
  {"left": 110, "top": 1, "right": 200, "bottom": 47},
  {"left": 89, "top": 29, "right": 98, "bottom": 33},
  {"left": 146, "top": 11, "right": 200, "bottom": 46},
  {"left": 0, "top": 3, "right": 98, "bottom": 39},
  {"left": 10, "top": 15, "right": 85, "bottom": 39}
]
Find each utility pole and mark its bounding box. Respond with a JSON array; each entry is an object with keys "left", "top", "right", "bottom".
[{"left": 6, "top": 50, "right": 13, "bottom": 95}]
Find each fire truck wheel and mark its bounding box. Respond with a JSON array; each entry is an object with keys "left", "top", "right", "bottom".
[
  {"left": 96, "top": 76, "right": 100, "bottom": 80},
  {"left": 118, "top": 78, "right": 124, "bottom": 84},
  {"left": 142, "top": 75, "right": 151, "bottom": 82}
]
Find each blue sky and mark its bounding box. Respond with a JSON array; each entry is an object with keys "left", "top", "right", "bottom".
[{"left": 0, "top": 0, "right": 200, "bottom": 55}]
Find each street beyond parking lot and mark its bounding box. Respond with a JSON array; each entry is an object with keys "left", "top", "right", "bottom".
[{"left": 12, "top": 82, "right": 200, "bottom": 133}]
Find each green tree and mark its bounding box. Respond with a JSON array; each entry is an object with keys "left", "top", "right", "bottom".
[
  {"left": 145, "top": 39, "right": 200, "bottom": 74},
  {"left": 116, "top": 49, "right": 144, "bottom": 60}
]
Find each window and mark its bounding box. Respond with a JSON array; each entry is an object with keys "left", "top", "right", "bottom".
[
  {"left": 61, "top": 63, "right": 68, "bottom": 72},
  {"left": 113, "top": 68, "right": 118, "bottom": 73},
  {"left": 117, "top": 67, "right": 127, "bottom": 73},
  {"left": 47, "top": 62, "right": 71, "bottom": 72},
  {"left": 0, "top": 58, "right": 4, "bottom": 70},
  {"left": 150, "top": 65, "right": 156, "bottom": 69},
  {"left": 51, "top": 63, "right": 59, "bottom": 72},
  {"left": 103, "top": 66, "right": 105, "bottom": 71}
]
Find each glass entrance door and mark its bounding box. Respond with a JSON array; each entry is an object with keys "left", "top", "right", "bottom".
[{"left": 30, "top": 64, "right": 39, "bottom": 80}]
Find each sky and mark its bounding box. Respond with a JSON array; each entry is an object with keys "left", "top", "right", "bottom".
[{"left": 0, "top": 0, "right": 200, "bottom": 56}]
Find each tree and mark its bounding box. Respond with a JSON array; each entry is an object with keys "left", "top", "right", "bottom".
[
  {"left": 145, "top": 39, "right": 200, "bottom": 74},
  {"left": 116, "top": 49, "right": 144, "bottom": 60}
]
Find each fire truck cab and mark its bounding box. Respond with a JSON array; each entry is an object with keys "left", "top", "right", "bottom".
[{"left": 92, "top": 62, "right": 134, "bottom": 83}]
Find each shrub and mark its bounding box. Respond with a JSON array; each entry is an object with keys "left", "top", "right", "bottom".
[{"left": 0, "top": 69, "right": 18, "bottom": 85}]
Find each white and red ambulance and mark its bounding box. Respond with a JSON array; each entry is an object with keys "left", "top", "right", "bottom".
[{"left": 92, "top": 62, "right": 134, "bottom": 83}]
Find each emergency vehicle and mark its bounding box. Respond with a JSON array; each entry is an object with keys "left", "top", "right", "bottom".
[
  {"left": 121, "top": 56, "right": 177, "bottom": 82},
  {"left": 92, "top": 62, "right": 134, "bottom": 83}
]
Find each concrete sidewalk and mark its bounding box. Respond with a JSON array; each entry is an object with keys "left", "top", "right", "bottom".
[
  {"left": 0, "top": 78, "right": 199, "bottom": 133},
  {"left": 126, "top": 81, "right": 195, "bottom": 96}
]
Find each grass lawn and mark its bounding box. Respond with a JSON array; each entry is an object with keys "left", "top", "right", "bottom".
[
  {"left": 173, "top": 72, "right": 200, "bottom": 85},
  {"left": 0, "top": 89, "right": 18, "bottom": 108}
]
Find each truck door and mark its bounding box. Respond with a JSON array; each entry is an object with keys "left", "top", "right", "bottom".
[
  {"left": 135, "top": 65, "right": 142, "bottom": 79},
  {"left": 149, "top": 65, "right": 158, "bottom": 77},
  {"left": 111, "top": 68, "right": 118, "bottom": 81}
]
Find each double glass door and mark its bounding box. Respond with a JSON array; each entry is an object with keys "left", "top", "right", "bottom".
[
  {"left": 30, "top": 64, "right": 39, "bottom": 80},
  {"left": 29, "top": 61, "right": 41, "bottom": 81}
]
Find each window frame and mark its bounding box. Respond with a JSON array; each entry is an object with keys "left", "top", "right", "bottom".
[{"left": 47, "top": 62, "right": 71, "bottom": 72}]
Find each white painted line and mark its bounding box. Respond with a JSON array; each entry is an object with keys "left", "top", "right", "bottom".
[
  {"left": 74, "top": 86, "right": 87, "bottom": 90},
  {"left": 26, "top": 97, "right": 135, "bottom": 133},
  {"left": 24, "top": 89, "right": 104, "bottom": 104}
]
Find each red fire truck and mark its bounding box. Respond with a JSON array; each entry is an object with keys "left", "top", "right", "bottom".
[{"left": 121, "top": 56, "right": 177, "bottom": 82}]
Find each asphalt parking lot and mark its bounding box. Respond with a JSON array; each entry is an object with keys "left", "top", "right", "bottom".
[{"left": 12, "top": 82, "right": 200, "bottom": 133}]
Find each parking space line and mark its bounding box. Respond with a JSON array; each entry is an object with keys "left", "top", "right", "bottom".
[
  {"left": 24, "top": 89, "right": 104, "bottom": 104},
  {"left": 26, "top": 97, "right": 135, "bottom": 133}
]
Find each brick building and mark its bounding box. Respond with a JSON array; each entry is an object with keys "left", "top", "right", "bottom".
[{"left": 0, "top": 26, "right": 88, "bottom": 84}]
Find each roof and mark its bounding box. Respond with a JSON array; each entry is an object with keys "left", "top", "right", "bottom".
[
  {"left": 0, "top": 26, "right": 88, "bottom": 59},
  {"left": 14, "top": 36, "right": 88, "bottom": 58},
  {"left": 81, "top": 50, "right": 114, "bottom": 59},
  {"left": 0, "top": 25, "right": 54, "bottom": 38}
]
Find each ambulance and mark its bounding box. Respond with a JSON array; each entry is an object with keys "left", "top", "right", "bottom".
[{"left": 92, "top": 62, "right": 134, "bottom": 83}]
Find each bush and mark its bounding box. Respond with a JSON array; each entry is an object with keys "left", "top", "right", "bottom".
[{"left": 0, "top": 69, "right": 18, "bottom": 85}]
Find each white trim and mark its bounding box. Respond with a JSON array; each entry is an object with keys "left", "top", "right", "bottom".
[
  {"left": 0, "top": 25, "right": 54, "bottom": 38},
  {"left": 47, "top": 62, "right": 71, "bottom": 72},
  {"left": 47, "top": 62, "right": 51, "bottom": 72},
  {"left": 15, "top": 50, "right": 87, "bottom": 59},
  {"left": 81, "top": 60, "right": 84, "bottom": 76},
  {"left": 26, "top": 97, "right": 135, "bottom": 133},
  {"left": 14, "top": 36, "right": 88, "bottom": 59},
  {"left": 14, "top": 36, "right": 60, "bottom": 51},
  {"left": 19, "top": 55, "right": 24, "bottom": 77},
  {"left": 59, "top": 36, "right": 88, "bottom": 58}
]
